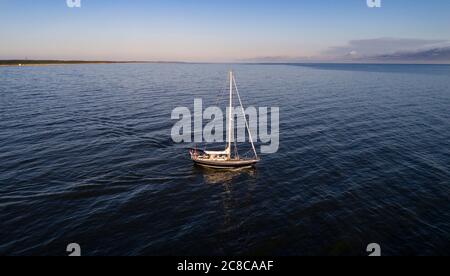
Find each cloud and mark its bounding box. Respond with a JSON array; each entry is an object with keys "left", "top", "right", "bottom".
[
  {"left": 369, "top": 46, "right": 450, "bottom": 62},
  {"left": 240, "top": 38, "right": 450, "bottom": 63},
  {"left": 323, "top": 38, "right": 449, "bottom": 58}
]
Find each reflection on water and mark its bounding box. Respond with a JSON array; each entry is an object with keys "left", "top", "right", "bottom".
[
  {"left": 194, "top": 166, "right": 259, "bottom": 237},
  {"left": 194, "top": 166, "right": 257, "bottom": 185}
]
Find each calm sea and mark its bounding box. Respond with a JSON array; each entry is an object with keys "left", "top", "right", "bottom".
[{"left": 0, "top": 63, "right": 449, "bottom": 256}]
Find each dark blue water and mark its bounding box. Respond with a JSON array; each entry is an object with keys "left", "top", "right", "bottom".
[{"left": 0, "top": 63, "right": 449, "bottom": 256}]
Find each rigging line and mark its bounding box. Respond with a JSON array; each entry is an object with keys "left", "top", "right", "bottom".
[
  {"left": 232, "top": 76, "right": 259, "bottom": 159},
  {"left": 242, "top": 150, "right": 252, "bottom": 158},
  {"left": 214, "top": 78, "right": 228, "bottom": 108},
  {"left": 206, "top": 78, "right": 228, "bottom": 151}
]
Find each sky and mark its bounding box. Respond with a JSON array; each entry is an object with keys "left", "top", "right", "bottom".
[{"left": 0, "top": 0, "right": 449, "bottom": 62}]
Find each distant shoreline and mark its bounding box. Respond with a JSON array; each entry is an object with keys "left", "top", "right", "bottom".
[{"left": 0, "top": 60, "right": 187, "bottom": 66}]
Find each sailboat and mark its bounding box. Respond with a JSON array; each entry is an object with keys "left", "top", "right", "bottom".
[{"left": 190, "top": 71, "right": 260, "bottom": 169}]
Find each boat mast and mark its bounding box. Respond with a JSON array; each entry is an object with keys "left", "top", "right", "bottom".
[{"left": 228, "top": 70, "right": 233, "bottom": 160}]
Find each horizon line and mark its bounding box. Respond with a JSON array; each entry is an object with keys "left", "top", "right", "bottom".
[{"left": 1, "top": 59, "right": 450, "bottom": 66}]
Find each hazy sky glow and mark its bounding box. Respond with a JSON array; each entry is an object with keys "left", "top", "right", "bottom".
[{"left": 0, "top": 0, "right": 449, "bottom": 62}]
